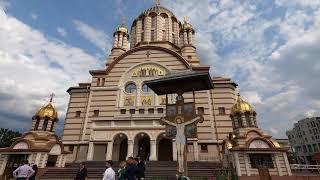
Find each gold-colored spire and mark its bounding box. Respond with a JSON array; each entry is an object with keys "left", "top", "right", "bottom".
[
  {"left": 183, "top": 16, "right": 193, "bottom": 30},
  {"left": 115, "top": 16, "right": 128, "bottom": 34}
]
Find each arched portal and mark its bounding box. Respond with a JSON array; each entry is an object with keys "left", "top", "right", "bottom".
[
  {"left": 134, "top": 132, "right": 150, "bottom": 161},
  {"left": 112, "top": 133, "right": 128, "bottom": 161},
  {"left": 157, "top": 133, "right": 173, "bottom": 161}
]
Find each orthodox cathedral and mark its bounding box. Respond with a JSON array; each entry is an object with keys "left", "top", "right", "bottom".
[
  {"left": 61, "top": 3, "right": 237, "bottom": 163},
  {"left": 0, "top": 2, "right": 293, "bottom": 179}
]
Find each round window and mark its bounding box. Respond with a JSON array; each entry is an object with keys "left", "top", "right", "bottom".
[
  {"left": 142, "top": 84, "right": 151, "bottom": 92},
  {"left": 125, "top": 83, "right": 136, "bottom": 93}
]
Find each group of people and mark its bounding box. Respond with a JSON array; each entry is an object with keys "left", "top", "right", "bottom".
[
  {"left": 12, "top": 160, "right": 38, "bottom": 180},
  {"left": 75, "top": 157, "right": 146, "bottom": 180}
]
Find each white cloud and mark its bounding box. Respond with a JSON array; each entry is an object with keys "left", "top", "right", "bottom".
[
  {"left": 57, "top": 27, "right": 67, "bottom": 37},
  {"left": 73, "top": 20, "right": 111, "bottom": 52},
  {"left": 0, "top": 0, "right": 9, "bottom": 10},
  {"left": 0, "top": 9, "right": 102, "bottom": 132},
  {"left": 30, "top": 13, "right": 38, "bottom": 20}
]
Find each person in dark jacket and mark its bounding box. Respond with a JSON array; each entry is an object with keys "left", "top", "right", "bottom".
[
  {"left": 74, "top": 162, "right": 88, "bottom": 180},
  {"left": 29, "top": 164, "right": 38, "bottom": 180},
  {"left": 135, "top": 157, "right": 145, "bottom": 180},
  {"left": 124, "top": 157, "right": 139, "bottom": 180},
  {"left": 117, "top": 161, "right": 127, "bottom": 180}
]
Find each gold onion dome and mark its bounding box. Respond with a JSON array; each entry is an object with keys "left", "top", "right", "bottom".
[
  {"left": 183, "top": 22, "right": 193, "bottom": 30},
  {"left": 231, "top": 93, "right": 254, "bottom": 114},
  {"left": 35, "top": 95, "right": 58, "bottom": 120},
  {"left": 115, "top": 24, "right": 128, "bottom": 34}
]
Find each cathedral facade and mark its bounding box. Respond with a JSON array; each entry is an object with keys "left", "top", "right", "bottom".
[{"left": 62, "top": 3, "right": 237, "bottom": 163}]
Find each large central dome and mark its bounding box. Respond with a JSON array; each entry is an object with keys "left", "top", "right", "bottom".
[{"left": 138, "top": 5, "right": 177, "bottom": 19}]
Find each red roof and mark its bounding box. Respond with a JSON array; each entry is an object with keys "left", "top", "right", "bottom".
[{"left": 312, "top": 152, "right": 320, "bottom": 161}]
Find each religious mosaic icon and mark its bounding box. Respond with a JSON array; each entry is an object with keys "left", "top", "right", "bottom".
[
  {"left": 141, "top": 96, "right": 152, "bottom": 106},
  {"left": 124, "top": 96, "right": 134, "bottom": 106}
]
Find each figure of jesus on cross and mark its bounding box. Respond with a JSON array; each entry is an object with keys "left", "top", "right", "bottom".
[{"left": 160, "top": 115, "right": 203, "bottom": 173}]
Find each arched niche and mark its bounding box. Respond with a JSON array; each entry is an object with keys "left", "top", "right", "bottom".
[
  {"left": 13, "top": 142, "right": 29, "bottom": 149},
  {"left": 49, "top": 144, "right": 62, "bottom": 155}
]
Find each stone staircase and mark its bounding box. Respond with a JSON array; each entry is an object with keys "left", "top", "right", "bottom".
[{"left": 40, "top": 161, "right": 222, "bottom": 179}]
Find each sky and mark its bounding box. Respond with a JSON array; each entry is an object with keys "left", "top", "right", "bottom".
[{"left": 0, "top": 0, "right": 320, "bottom": 138}]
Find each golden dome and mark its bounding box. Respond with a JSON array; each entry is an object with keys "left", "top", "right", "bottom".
[
  {"left": 271, "top": 139, "right": 281, "bottom": 148},
  {"left": 231, "top": 93, "right": 254, "bottom": 114},
  {"left": 115, "top": 24, "right": 128, "bottom": 34},
  {"left": 183, "top": 22, "right": 193, "bottom": 30},
  {"left": 35, "top": 95, "right": 58, "bottom": 120}
]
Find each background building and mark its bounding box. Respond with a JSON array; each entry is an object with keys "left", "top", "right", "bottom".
[{"left": 286, "top": 117, "right": 320, "bottom": 164}]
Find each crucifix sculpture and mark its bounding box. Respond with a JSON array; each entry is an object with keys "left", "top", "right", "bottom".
[{"left": 144, "top": 70, "right": 214, "bottom": 177}]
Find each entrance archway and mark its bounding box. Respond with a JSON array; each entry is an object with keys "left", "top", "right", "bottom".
[
  {"left": 134, "top": 133, "right": 150, "bottom": 161},
  {"left": 157, "top": 133, "right": 173, "bottom": 161},
  {"left": 112, "top": 133, "right": 128, "bottom": 161}
]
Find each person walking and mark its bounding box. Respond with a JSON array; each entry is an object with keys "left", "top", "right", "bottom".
[
  {"left": 102, "top": 160, "right": 115, "bottom": 180},
  {"left": 136, "top": 157, "right": 145, "bottom": 180},
  {"left": 74, "top": 162, "right": 88, "bottom": 180},
  {"left": 117, "top": 161, "right": 127, "bottom": 180},
  {"left": 28, "top": 164, "right": 38, "bottom": 180},
  {"left": 12, "top": 160, "right": 35, "bottom": 180},
  {"left": 124, "top": 157, "right": 139, "bottom": 180}
]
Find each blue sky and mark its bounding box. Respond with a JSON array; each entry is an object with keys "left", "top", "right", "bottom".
[{"left": 1, "top": 0, "right": 320, "bottom": 138}]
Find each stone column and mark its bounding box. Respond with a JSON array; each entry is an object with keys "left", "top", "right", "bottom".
[
  {"left": 87, "top": 142, "right": 94, "bottom": 161},
  {"left": 183, "top": 31, "right": 188, "bottom": 45},
  {"left": 62, "top": 155, "right": 66, "bottom": 167},
  {"left": 113, "top": 33, "right": 118, "bottom": 48},
  {"left": 193, "top": 141, "right": 199, "bottom": 161},
  {"left": 145, "top": 16, "right": 151, "bottom": 42},
  {"left": 118, "top": 33, "right": 123, "bottom": 47},
  {"left": 243, "top": 154, "right": 251, "bottom": 176},
  {"left": 127, "top": 140, "right": 134, "bottom": 158},
  {"left": 41, "top": 154, "right": 48, "bottom": 168},
  {"left": 283, "top": 152, "right": 292, "bottom": 176},
  {"left": 233, "top": 152, "right": 241, "bottom": 176},
  {"left": 35, "top": 153, "right": 41, "bottom": 165},
  {"left": 172, "top": 141, "right": 177, "bottom": 161},
  {"left": 0, "top": 154, "right": 8, "bottom": 176},
  {"left": 150, "top": 140, "right": 157, "bottom": 161},
  {"left": 106, "top": 141, "right": 113, "bottom": 160},
  {"left": 275, "top": 154, "right": 283, "bottom": 176}
]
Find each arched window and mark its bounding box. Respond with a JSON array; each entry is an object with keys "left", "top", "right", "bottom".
[
  {"left": 142, "top": 84, "right": 151, "bottom": 92},
  {"left": 42, "top": 119, "right": 48, "bottom": 131},
  {"left": 125, "top": 83, "right": 136, "bottom": 93}
]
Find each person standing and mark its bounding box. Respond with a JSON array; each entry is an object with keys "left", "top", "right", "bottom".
[
  {"left": 12, "top": 160, "right": 35, "bottom": 180},
  {"left": 74, "top": 162, "right": 88, "bottom": 180},
  {"left": 135, "top": 157, "right": 145, "bottom": 180},
  {"left": 117, "top": 161, "right": 127, "bottom": 180},
  {"left": 29, "top": 164, "right": 38, "bottom": 180},
  {"left": 124, "top": 157, "right": 138, "bottom": 180},
  {"left": 102, "top": 160, "right": 115, "bottom": 180}
]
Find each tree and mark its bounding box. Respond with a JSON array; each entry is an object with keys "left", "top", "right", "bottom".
[{"left": 0, "top": 128, "right": 22, "bottom": 148}]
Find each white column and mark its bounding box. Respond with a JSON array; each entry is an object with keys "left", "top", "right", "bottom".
[
  {"left": 283, "top": 152, "right": 292, "bottom": 176},
  {"left": 35, "top": 153, "right": 41, "bottom": 165},
  {"left": 0, "top": 154, "right": 8, "bottom": 176},
  {"left": 41, "top": 154, "right": 48, "bottom": 168},
  {"left": 28, "top": 154, "right": 33, "bottom": 164},
  {"left": 243, "top": 154, "right": 251, "bottom": 176},
  {"left": 172, "top": 141, "right": 177, "bottom": 161},
  {"left": 193, "top": 141, "right": 199, "bottom": 161},
  {"left": 87, "top": 142, "right": 94, "bottom": 161},
  {"left": 56, "top": 155, "right": 62, "bottom": 167},
  {"left": 275, "top": 154, "right": 283, "bottom": 176},
  {"left": 61, "top": 155, "right": 66, "bottom": 168},
  {"left": 150, "top": 140, "right": 157, "bottom": 161},
  {"left": 127, "top": 140, "right": 134, "bottom": 158},
  {"left": 233, "top": 152, "right": 241, "bottom": 176},
  {"left": 106, "top": 141, "right": 113, "bottom": 160}
]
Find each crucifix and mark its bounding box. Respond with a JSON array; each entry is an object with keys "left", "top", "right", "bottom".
[
  {"left": 144, "top": 70, "right": 214, "bottom": 178},
  {"left": 146, "top": 51, "right": 151, "bottom": 58},
  {"left": 183, "top": 16, "right": 189, "bottom": 23},
  {"left": 155, "top": 0, "right": 160, "bottom": 6}
]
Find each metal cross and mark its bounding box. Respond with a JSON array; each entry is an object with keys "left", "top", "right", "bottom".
[
  {"left": 183, "top": 16, "right": 189, "bottom": 23},
  {"left": 146, "top": 51, "right": 151, "bottom": 58},
  {"left": 49, "top": 93, "right": 55, "bottom": 102}
]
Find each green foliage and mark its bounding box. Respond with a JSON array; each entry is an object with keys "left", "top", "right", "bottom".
[{"left": 0, "top": 128, "right": 22, "bottom": 148}]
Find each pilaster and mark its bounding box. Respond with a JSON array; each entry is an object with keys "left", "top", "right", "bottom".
[
  {"left": 87, "top": 142, "right": 94, "bottom": 161},
  {"left": 127, "top": 140, "right": 134, "bottom": 159},
  {"left": 106, "top": 141, "right": 113, "bottom": 160}
]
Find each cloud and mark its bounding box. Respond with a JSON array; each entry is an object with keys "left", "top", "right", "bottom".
[
  {"left": 164, "top": 0, "right": 320, "bottom": 137},
  {"left": 30, "top": 13, "right": 38, "bottom": 20},
  {"left": 0, "top": 9, "right": 102, "bottom": 133},
  {"left": 0, "top": 0, "right": 9, "bottom": 10},
  {"left": 57, "top": 27, "right": 67, "bottom": 37},
  {"left": 73, "top": 20, "right": 111, "bottom": 52}
]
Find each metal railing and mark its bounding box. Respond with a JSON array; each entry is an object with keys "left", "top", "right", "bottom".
[{"left": 290, "top": 164, "right": 320, "bottom": 174}]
